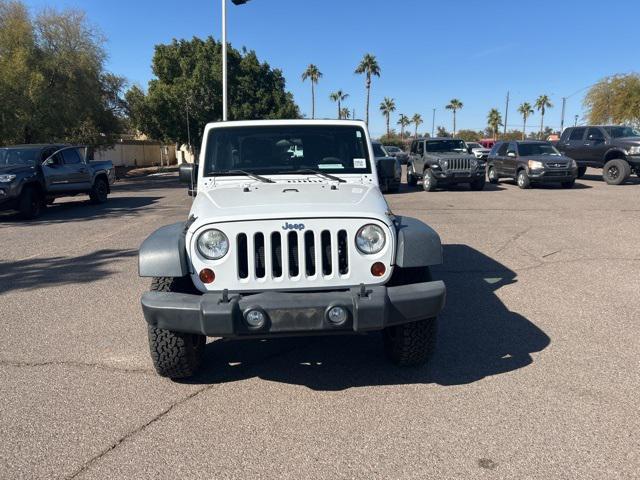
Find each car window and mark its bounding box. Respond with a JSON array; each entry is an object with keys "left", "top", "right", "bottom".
[
  {"left": 569, "top": 128, "right": 586, "bottom": 141},
  {"left": 497, "top": 143, "right": 509, "bottom": 156},
  {"left": 62, "top": 148, "right": 82, "bottom": 165},
  {"left": 518, "top": 143, "right": 562, "bottom": 157},
  {"left": 410, "top": 141, "right": 416, "bottom": 154},
  {"left": 586, "top": 128, "right": 604, "bottom": 141},
  {"left": 372, "top": 143, "right": 387, "bottom": 157},
  {"left": 560, "top": 129, "right": 571, "bottom": 143},
  {"left": 416, "top": 142, "right": 424, "bottom": 155},
  {"left": 603, "top": 126, "right": 640, "bottom": 138}
]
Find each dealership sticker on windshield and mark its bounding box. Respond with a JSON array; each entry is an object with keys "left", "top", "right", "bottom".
[{"left": 353, "top": 158, "right": 366, "bottom": 168}]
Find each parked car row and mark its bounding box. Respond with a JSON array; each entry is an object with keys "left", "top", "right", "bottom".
[{"left": 0, "top": 144, "right": 115, "bottom": 219}]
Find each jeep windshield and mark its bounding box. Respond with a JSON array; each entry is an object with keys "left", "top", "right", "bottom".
[
  {"left": 0, "top": 147, "right": 40, "bottom": 166},
  {"left": 518, "top": 143, "right": 561, "bottom": 157},
  {"left": 204, "top": 125, "right": 372, "bottom": 177},
  {"left": 603, "top": 126, "right": 640, "bottom": 138},
  {"left": 425, "top": 140, "right": 467, "bottom": 153}
]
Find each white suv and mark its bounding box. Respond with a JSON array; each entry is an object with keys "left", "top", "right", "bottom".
[{"left": 139, "top": 120, "right": 446, "bottom": 379}]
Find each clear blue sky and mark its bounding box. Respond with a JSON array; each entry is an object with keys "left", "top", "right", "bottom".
[{"left": 24, "top": 0, "right": 640, "bottom": 137}]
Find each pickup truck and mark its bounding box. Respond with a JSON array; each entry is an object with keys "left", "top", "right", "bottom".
[
  {"left": 138, "top": 119, "right": 446, "bottom": 379},
  {"left": 556, "top": 125, "right": 640, "bottom": 185},
  {"left": 0, "top": 144, "right": 115, "bottom": 219}
]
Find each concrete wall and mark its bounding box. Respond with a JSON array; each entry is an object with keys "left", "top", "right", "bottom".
[{"left": 94, "top": 142, "right": 176, "bottom": 167}]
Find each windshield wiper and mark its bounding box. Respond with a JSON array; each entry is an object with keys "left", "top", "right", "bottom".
[
  {"left": 285, "top": 169, "right": 346, "bottom": 183},
  {"left": 215, "top": 170, "right": 275, "bottom": 183}
]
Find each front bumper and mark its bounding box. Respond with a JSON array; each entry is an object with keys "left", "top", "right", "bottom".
[
  {"left": 0, "top": 185, "right": 19, "bottom": 210},
  {"left": 432, "top": 167, "right": 486, "bottom": 183},
  {"left": 141, "top": 281, "right": 446, "bottom": 338},
  {"left": 529, "top": 168, "right": 577, "bottom": 183}
]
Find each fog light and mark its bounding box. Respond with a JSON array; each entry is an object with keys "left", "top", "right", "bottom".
[
  {"left": 327, "top": 306, "right": 348, "bottom": 325},
  {"left": 371, "top": 262, "right": 386, "bottom": 277},
  {"left": 244, "top": 309, "right": 266, "bottom": 329},
  {"left": 199, "top": 268, "right": 215, "bottom": 284}
]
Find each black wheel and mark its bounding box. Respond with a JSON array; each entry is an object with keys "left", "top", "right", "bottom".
[
  {"left": 383, "top": 317, "right": 438, "bottom": 366},
  {"left": 561, "top": 180, "right": 575, "bottom": 189},
  {"left": 470, "top": 176, "right": 486, "bottom": 191},
  {"left": 406, "top": 163, "right": 418, "bottom": 186},
  {"left": 577, "top": 166, "right": 587, "bottom": 178},
  {"left": 516, "top": 169, "right": 531, "bottom": 189},
  {"left": 45, "top": 198, "right": 55, "bottom": 206},
  {"left": 422, "top": 169, "right": 437, "bottom": 192},
  {"left": 18, "top": 186, "right": 42, "bottom": 219},
  {"left": 487, "top": 166, "right": 499, "bottom": 184},
  {"left": 89, "top": 177, "right": 109, "bottom": 204},
  {"left": 602, "top": 159, "right": 631, "bottom": 185},
  {"left": 147, "top": 277, "right": 205, "bottom": 379}
]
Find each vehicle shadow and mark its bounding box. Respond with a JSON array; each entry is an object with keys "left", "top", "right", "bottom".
[
  {"left": 185, "top": 244, "right": 550, "bottom": 390},
  {"left": 387, "top": 182, "right": 506, "bottom": 195},
  {"left": 0, "top": 249, "right": 137, "bottom": 294}
]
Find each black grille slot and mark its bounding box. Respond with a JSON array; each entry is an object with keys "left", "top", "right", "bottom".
[
  {"left": 237, "top": 233, "right": 248, "bottom": 279},
  {"left": 321, "top": 230, "right": 332, "bottom": 275},
  {"left": 288, "top": 231, "right": 299, "bottom": 277},
  {"left": 337, "top": 230, "right": 348, "bottom": 275},
  {"left": 271, "top": 232, "right": 282, "bottom": 278},
  {"left": 304, "top": 231, "right": 316, "bottom": 276},
  {"left": 254, "top": 233, "right": 265, "bottom": 278}
]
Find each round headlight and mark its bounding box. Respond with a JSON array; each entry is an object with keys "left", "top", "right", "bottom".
[
  {"left": 197, "top": 229, "right": 229, "bottom": 260},
  {"left": 355, "top": 224, "right": 386, "bottom": 255}
]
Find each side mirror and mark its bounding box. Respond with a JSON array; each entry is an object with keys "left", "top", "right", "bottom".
[
  {"left": 42, "top": 157, "right": 57, "bottom": 167},
  {"left": 179, "top": 163, "right": 198, "bottom": 197},
  {"left": 507, "top": 151, "right": 516, "bottom": 158}
]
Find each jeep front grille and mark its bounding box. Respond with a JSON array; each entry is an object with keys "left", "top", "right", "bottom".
[
  {"left": 237, "top": 229, "right": 349, "bottom": 280},
  {"left": 446, "top": 158, "right": 472, "bottom": 171}
]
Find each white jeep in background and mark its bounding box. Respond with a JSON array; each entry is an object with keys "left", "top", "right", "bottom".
[{"left": 138, "top": 120, "right": 446, "bottom": 379}]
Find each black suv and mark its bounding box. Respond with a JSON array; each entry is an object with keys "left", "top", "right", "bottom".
[
  {"left": 557, "top": 125, "right": 640, "bottom": 185},
  {"left": 487, "top": 141, "right": 578, "bottom": 189},
  {"left": 407, "top": 138, "right": 486, "bottom": 191}
]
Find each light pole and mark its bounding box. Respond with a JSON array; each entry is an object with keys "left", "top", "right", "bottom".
[
  {"left": 431, "top": 108, "right": 436, "bottom": 137},
  {"left": 222, "top": 0, "right": 250, "bottom": 121}
]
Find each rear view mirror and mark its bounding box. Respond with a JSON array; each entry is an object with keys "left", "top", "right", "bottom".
[{"left": 179, "top": 163, "right": 198, "bottom": 196}]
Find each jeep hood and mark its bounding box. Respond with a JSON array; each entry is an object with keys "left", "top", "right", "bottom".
[{"left": 190, "top": 182, "right": 392, "bottom": 226}]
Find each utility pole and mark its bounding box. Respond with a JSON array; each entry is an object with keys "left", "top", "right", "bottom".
[
  {"left": 186, "top": 100, "right": 192, "bottom": 152},
  {"left": 431, "top": 108, "right": 436, "bottom": 137},
  {"left": 574, "top": 115, "right": 579, "bottom": 127},
  {"left": 221, "top": 0, "right": 228, "bottom": 121},
  {"left": 503, "top": 91, "right": 509, "bottom": 136},
  {"left": 560, "top": 97, "right": 566, "bottom": 134}
]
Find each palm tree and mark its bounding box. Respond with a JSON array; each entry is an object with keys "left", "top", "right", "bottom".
[
  {"left": 354, "top": 53, "right": 381, "bottom": 126},
  {"left": 445, "top": 99, "right": 463, "bottom": 137},
  {"left": 379, "top": 97, "right": 396, "bottom": 137},
  {"left": 329, "top": 90, "right": 349, "bottom": 119},
  {"left": 517, "top": 102, "right": 534, "bottom": 140},
  {"left": 340, "top": 107, "right": 351, "bottom": 119},
  {"left": 301, "top": 64, "right": 322, "bottom": 119},
  {"left": 487, "top": 108, "right": 503, "bottom": 140},
  {"left": 397, "top": 114, "right": 410, "bottom": 140},
  {"left": 534, "top": 94, "right": 553, "bottom": 139},
  {"left": 411, "top": 113, "right": 423, "bottom": 139}
]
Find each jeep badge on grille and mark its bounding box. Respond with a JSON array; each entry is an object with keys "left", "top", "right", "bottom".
[{"left": 282, "top": 222, "right": 305, "bottom": 231}]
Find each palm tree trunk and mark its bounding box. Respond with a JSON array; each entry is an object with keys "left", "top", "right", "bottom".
[
  {"left": 414, "top": 124, "right": 418, "bottom": 139},
  {"left": 540, "top": 112, "right": 544, "bottom": 140},
  {"left": 453, "top": 111, "right": 457, "bottom": 137},
  {"left": 522, "top": 118, "right": 526, "bottom": 140},
  {"left": 337, "top": 100, "right": 341, "bottom": 119},
  {"left": 311, "top": 82, "right": 315, "bottom": 119},
  {"left": 365, "top": 76, "right": 371, "bottom": 126},
  {"left": 386, "top": 115, "right": 390, "bottom": 137}
]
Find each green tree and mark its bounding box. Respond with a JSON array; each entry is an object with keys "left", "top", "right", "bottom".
[
  {"left": 487, "top": 108, "right": 503, "bottom": 140},
  {"left": 397, "top": 113, "right": 410, "bottom": 140},
  {"left": 340, "top": 107, "right": 351, "bottom": 119},
  {"left": 0, "top": 0, "right": 126, "bottom": 145},
  {"left": 302, "top": 64, "right": 322, "bottom": 119},
  {"left": 411, "top": 113, "right": 423, "bottom": 139},
  {"left": 584, "top": 74, "right": 640, "bottom": 126},
  {"left": 517, "top": 102, "right": 534, "bottom": 140},
  {"left": 329, "top": 90, "right": 349, "bottom": 119},
  {"left": 379, "top": 97, "right": 396, "bottom": 137},
  {"left": 445, "top": 99, "right": 463, "bottom": 137},
  {"left": 535, "top": 94, "right": 553, "bottom": 139},
  {"left": 436, "top": 126, "right": 450, "bottom": 137},
  {"left": 456, "top": 129, "right": 481, "bottom": 142},
  {"left": 355, "top": 53, "right": 381, "bottom": 126},
  {"left": 127, "top": 37, "right": 299, "bottom": 145}
]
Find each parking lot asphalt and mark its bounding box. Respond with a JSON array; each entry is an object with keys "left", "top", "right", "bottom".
[{"left": 1, "top": 169, "right": 639, "bottom": 479}]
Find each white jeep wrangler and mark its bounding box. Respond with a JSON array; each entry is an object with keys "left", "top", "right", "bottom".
[{"left": 139, "top": 120, "right": 446, "bottom": 379}]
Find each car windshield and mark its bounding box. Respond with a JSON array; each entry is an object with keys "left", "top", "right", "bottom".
[
  {"left": 603, "top": 126, "right": 640, "bottom": 138},
  {"left": 518, "top": 143, "right": 561, "bottom": 157},
  {"left": 467, "top": 143, "right": 481, "bottom": 148},
  {"left": 0, "top": 147, "right": 40, "bottom": 166},
  {"left": 385, "top": 146, "right": 400, "bottom": 152},
  {"left": 425, "top": 140, "right": 467, "bottom": 153},
  {"left": 372, "top": 143, "right": 387, "bottom": 157},
  {"left": 204, "top": 125, "right": 372, "bottom": 177}
]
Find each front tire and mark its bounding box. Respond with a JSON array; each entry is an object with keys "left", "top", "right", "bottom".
[
  {"left": 422, "top": 169, "right": 437, "bottom": 192},
  {"left": 577, "top": 166, "right": 587, "bottom": 178},
  {"left": 384, "top": 317, "right": 438, "bottom": 366},
  {"left": 470, "top": 176, "right": 486, "bottom": 191},
  {"left": 147, "top": 277, "right": 205, "bottom": 379},
  {"left": 603, "top": 159, "right": 630, "bottom": 185},
  {"left": 18, "top": 186, "right": 42, "bottom": 219},
  {"left": 487, "top": 166, "right": 499, "bottom": 184},
  {"left": 406, "top": 163, "right": 418, "bottom": 186},
  {"left": 89, "top": 177, "right": 109, "bottom": 204},
  {"left": 517, "top": 169, "right": 531, "bottom": 189}
]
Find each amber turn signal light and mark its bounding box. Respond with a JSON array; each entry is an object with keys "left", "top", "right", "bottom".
[
  {"left": 199, "top": 268, "right": 215, "bottom": 284},
  {"left": 371, "top": 262, "right": 386, "bottom": 277}
]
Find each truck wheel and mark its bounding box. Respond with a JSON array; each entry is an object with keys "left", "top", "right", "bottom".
[
  {"left": 487, "top": 166, "right": 499, "bottom": 184},
  {"left": 603, "top": 159, "right": 630, "bottom": 185},
  {"left": 18, "top": 186, "right": 43, "bottom": 219},
  {"left": 422, "top": 169, "right": 437, "bottom": 192},
  {"left": 406, "top": 163, "right": 418, "bottom": 186},
  {"left": 383, "top": 317, "right": 438, "bottom": 367},
  {"left": 517, "top": 170, "right": 531, "bottom": 189},
  {"left": 89, "top": 177, "right": 109, "bottom": 204},
  {"left": 577, "top": 166, "right": 587, "bottom": 178},
  {"left": 470, "top": 177, "right": 486, "bottom": 191},
  {"left": 147, "top": 277, "right": 205, "bottom": 379}
]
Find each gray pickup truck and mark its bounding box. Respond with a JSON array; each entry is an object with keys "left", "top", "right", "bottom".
[{"left": 0, "top": 144, "right": 115, "bottom": 219}]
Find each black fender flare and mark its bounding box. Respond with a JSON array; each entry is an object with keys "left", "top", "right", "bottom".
[
  {"left": 603, "top": 148, "right": 627, "bottom": 162},
  {"left": 139, "top": 222, "right": 190, "bottom": 278},
  {"left": 394, "top": 216, "right": 443, "bottom": 268}
]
